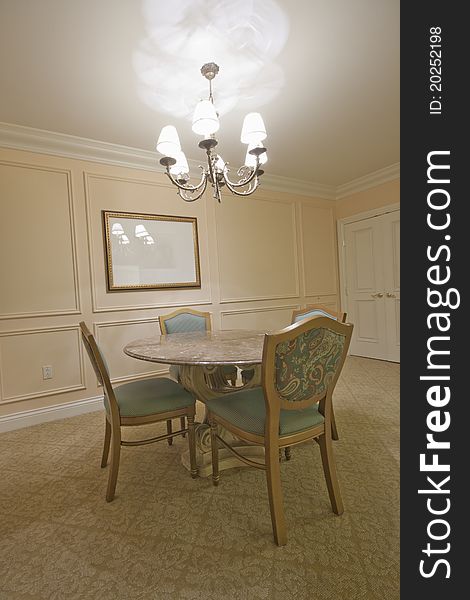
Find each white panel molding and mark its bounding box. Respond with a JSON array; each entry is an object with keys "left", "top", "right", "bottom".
[
  {"left": 220, "top": 304, "right": 300, "bottom": 325},
  {"left": 304, "top": 295, "right": 338, "bottom": 305},
  {"left": 0, "top": 123, "right": 399, "bottom": 199},
  {"left": 94, "top": 318, "right": 168, "bottom": 384},
  {"left": 0, "top": 160, "right": 81, "bottom": 320},
  {"left": 0, "top": 395, "right": 103, "bottom": 433},
  {"left": 83, "top": 171, "right": 212, "bottom": 313},
  {"left": 217, "top": 197, "right": 300, "bottom": 304},
  {"left": 0, "top": 325, "right": 86, "bottom": 403},
  {"left": 336, "top": 163, "right": 400, "bottom": 199},
  {"left": 298, "top": 202, "right": 338, "bottom": 298}
]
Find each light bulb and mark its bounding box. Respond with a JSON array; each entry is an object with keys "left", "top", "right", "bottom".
[
  {"left": 245, "top": 144, "right": 268, "bottom": 168},
  {"left": 192, "top": 100, "right": 220, "bottom": 137},
  {"left": 169, "top": 151, "right": 189, "bottom": 176},
  {"left": 215, "top": 155, "right": 226, "bottom": 172},
  {"left": 241, "top": 113, "right": 267, "bottom": 144},
  {"left": 156, "top": 125, "right": 181, "bottom": 157}
]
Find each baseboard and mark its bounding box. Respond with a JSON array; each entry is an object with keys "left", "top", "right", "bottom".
[{"left": 0, "top": 396, "right": 104, "bottom": 433}]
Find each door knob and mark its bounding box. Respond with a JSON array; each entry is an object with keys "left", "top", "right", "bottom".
[
  {"left": 371, "top": 293, "right": 384, "bottom": 298},
  {"left": 386, "top": 292, "right": 396, "bottom": 298}
]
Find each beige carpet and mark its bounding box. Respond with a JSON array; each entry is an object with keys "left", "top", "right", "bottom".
[{"left": 0, "top": 356, "right": 399, "bottom": 600}]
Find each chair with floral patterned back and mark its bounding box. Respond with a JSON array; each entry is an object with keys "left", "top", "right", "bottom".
[
  {"left": 207, "top": 316, "right": 353, "bottom": 545},
  {"left": 241, "top": 304, "right": 347, "bottom": 446}
]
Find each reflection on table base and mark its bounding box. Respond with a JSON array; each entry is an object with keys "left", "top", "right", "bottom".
[{"left": 178, "top": 363, "right": 262, "bottom": 477}]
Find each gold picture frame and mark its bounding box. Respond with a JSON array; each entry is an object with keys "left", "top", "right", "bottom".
[{"left": 102, "top": 211, "right": 201, "bottom": 291}]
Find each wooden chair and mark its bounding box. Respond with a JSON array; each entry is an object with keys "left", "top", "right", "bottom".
[
  {"left": 207, "top": 316, "right": 353, "bottom": 546},
  {"left": 242, "top": 304, "right": 347, "bottom": 446},
  {"left": 80, "top": 322, "right": 197, "bottom": 502}
]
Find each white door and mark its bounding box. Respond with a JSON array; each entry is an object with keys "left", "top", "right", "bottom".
[{"left": 343, "top": 210, "right": 400, "bottom": 362}]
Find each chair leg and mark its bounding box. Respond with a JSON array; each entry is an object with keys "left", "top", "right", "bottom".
[
  {"left": 331, "top": 408, "right": 339, "bottom": 441},
  {"left": 209, "top": 417, "right": 219, "bottom": 486},
  {"left": 318, "top": 433, "right": 344, "bottom": 515},
  {"left": 166, "top": 419, "right": 173, "bottom": 446},
  {"left": 180, "top": 416, "right": 186, "bottom": 438},
  {"left": 265, "top": 445, "right": 287, "bottom": 546},
  {"left": 106, "top": 426, "right": 121, "bottom": 503},
  {"left": 187, "top": 414, "right": 198, "bottom": 479},
  {"left": 101, "top": 418, "right": 111, "bottom": 468}
]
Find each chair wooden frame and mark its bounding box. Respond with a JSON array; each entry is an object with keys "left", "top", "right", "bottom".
[
  {"left": 208, "top": 316, "right": 353, "bottom": 546},
  {"left": 80, "top": 322, "right": 197, "bottom": 502}
]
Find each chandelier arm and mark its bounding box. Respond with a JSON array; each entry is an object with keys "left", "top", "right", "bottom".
[
  {"left": 177, "top": 177, "right": 209, "bottom": 202},
  {"left": 223, "top": 175, "right": 260, "bottom": 196},
  {"left": 221, "top": 159, "right": 260, "bottom": 189},
  {"left": 164, "top": 167, "right": 207, "bottom": 193}
]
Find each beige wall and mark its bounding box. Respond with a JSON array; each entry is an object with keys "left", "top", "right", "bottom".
[
  {"left": 0, "top": 147, "right": 340, "bottom": 418},
  {"left": 335, "top": 179, "right": 400, "bottom": 220}
]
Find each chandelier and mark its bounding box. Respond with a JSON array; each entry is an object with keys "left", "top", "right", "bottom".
[{"left": 156, "top": 62, "right": 268, "bottom": 203}]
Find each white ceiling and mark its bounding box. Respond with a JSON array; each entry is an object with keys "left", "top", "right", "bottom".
[{"left": 0, "top": 0, "right": 399, "bottom": 187}]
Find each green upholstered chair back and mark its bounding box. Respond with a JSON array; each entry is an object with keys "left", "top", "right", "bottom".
[
  {"left": 163, "top": 313, "right": 207, "bottom": 333},
  {"left": 159, "top": 309, "right": 211, "bottom": 335}
]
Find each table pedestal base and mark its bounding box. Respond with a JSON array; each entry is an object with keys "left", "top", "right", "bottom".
[
  {"left": 181, "top": 436, "right": 265, "bottom": 478},
  {"left": 178, "top": 365, "right": 263, "bottom": 477}
]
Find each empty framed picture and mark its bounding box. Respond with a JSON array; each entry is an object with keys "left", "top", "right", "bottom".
[{"left": 102, "top": 211, "right": 201, "bottom": 290}]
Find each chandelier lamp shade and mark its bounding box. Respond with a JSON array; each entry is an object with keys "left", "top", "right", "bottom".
[{"left": 156, "top": 62, "right": 268, "bottom": 203}]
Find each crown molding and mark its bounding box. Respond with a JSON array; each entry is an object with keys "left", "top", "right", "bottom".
[
  {"left": 335, "top": 163, "right": 400, "bottom": 199},
  {"left": 260, "top": 173, "right": 336, "bottom": 200},
  {"left": 0, "top": 122, "right": 159, "bottom": 171},
  {"left": 0, "top": 122, "right": 398, "bottom": 200}
]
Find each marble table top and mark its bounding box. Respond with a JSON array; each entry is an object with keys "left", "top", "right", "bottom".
[{"left": 124, "top": 330, "right": 267, "bottom": 366}]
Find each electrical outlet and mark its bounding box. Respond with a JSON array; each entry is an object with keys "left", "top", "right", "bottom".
[{"left": 42, "top": 365, "right": 53, "bottom": 380}]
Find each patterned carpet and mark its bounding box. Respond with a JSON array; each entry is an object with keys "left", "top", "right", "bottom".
[{"left": 0, "top": 356, "right": 399, "bottom": 600}]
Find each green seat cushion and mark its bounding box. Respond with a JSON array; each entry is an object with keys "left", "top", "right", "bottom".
[
  {"left": 206, "top": 387, "right": 324, "bottom": 436},
  {"left": 114, "top": 377, "right": 194, "bottom": 417}
]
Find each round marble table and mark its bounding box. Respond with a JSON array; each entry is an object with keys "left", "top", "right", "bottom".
[{"left": 124, "top": 330, "right": 266, "bottom": 476}]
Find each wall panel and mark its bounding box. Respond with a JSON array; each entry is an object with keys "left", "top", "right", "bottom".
[
  {"left": 84, "top": 173, "right": 212, "bottom": 312},
  {"left": 301, "top": 203, "right": 338, "bottom": 297},
  {"left": 94, "top": 318, "right": 167, "bottom": 383},
  {"left": 0, "top": 161, "right": 80, "bottom": 318},
  {"left": 221, "top": 305, "right": 299, "bottom": 331},
  {"left": 0, "top": 326, "right": 84, "bottom": 402},
  {"left": 216, "top": 195, "right": 299, "bottom": 302}
]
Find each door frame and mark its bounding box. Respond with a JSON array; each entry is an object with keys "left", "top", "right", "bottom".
[{"left": 337, "top": 203, "right": 400, "bottom": 323}]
